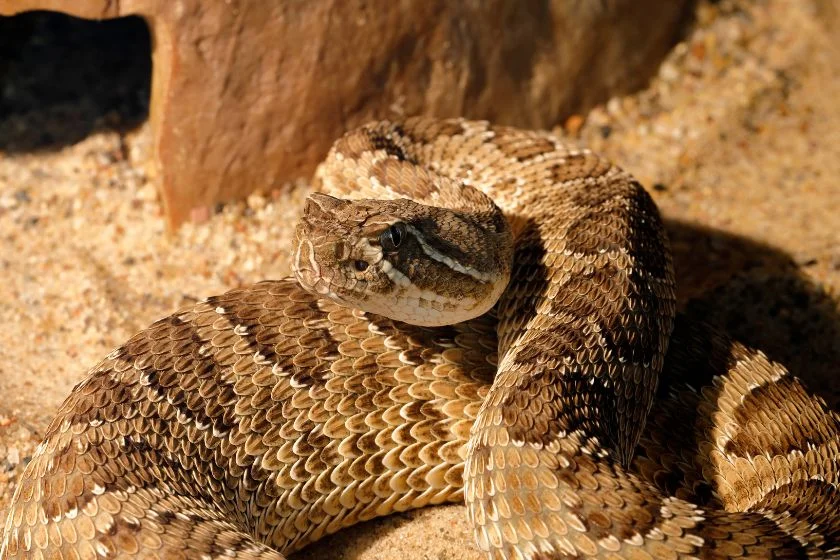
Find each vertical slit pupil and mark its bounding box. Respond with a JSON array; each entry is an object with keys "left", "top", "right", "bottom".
[
  {"left": 382, "top": 222, "right": 405, "bottom": 251},
  {"left": 390, "top": 225, "right": 402, "bottom": 246}
]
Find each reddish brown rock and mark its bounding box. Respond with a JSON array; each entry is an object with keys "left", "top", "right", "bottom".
[{"left": 0, "top": 0, "right": 692, "bottom": 228}]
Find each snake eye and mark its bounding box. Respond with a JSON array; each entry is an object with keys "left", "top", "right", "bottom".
[
  {"left": 353, "top": 260, "right": 369, "bottom": 272},
  {"left": 380, "top": 222, "right": 407, "bottom": 252}
]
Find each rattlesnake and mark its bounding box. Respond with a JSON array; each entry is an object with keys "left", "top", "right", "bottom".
[{"left": 2, "top": 118, "right": 838, "bottom": 559}]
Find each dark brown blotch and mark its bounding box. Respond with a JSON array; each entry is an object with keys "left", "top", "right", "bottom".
[
  {"left": 501, "top": 350, "right": 612, "bottom": 449},
  {"left": 725, "top": 375, "right": 839, "bottom": 458},
  {"left": 752, "top": 478, "right": 840, "bottom": 550},
  {"left": 370, "top": 133, "right": 411, "bottom": 162},
  {"left": 369, "top": 158, "right": 438, "bottom": 199},
  {"left": 548, "top": 152, "right": 613, "bottom": 184},
  {"left": 490, "top": 125, "right": 556, "bottom": 162}
]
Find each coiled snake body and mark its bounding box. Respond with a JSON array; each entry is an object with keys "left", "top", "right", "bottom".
[{"left": 2, "top": 118, "right": 838, "bottom": 559}]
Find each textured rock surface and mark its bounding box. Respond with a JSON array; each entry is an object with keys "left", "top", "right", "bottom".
[{"left": 0, "top": 0, "right": 692, "bottom": 227}]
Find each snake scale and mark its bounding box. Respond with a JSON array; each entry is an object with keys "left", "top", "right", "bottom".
[{"left": 2, "top": 118, "right": 838, "bottom": 559}]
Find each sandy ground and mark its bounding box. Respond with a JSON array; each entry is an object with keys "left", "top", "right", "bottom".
[{"left": 0, "top": 0, "right": 838, "bottom": 558}]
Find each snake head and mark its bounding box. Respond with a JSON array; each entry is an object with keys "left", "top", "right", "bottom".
[
  {"left": 293, "top": 193, "right": 393, "bottom": 304},
  {"left": 293, "top": 192, "right": 512, "bottom": 326}
]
